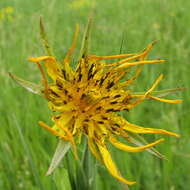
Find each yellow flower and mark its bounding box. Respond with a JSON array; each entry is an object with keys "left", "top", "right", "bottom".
[
  {"left": 29, "top": 22, "right": 181, "bottom": 185},
  {"left": 0, "top": 7, "right": 14, "bottom": 22}
]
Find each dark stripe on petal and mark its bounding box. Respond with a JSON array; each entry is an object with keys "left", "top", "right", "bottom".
[
  {"left": 106, "top": 81, "right": 115, "bottom": 89},
  {"left": 110, "top": 101, "right": 118, "bottom": 105}
]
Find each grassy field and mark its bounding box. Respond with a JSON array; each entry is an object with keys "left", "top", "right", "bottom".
[{"left": 0, "top": 0, "right": 189, "bottom": 189}]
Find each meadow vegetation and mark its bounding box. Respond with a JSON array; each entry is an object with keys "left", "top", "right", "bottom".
[{"left": 0, "top": 0, "right": 189, "bottom": 189}]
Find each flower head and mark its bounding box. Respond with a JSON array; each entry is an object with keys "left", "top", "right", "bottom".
[{"left": 28, "top": 20, "right": 181, "bottom": 185}]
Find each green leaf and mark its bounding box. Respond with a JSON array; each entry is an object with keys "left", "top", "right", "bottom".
[
  {"left": 53, "top": 168, "right": 72, "bottom": 190},
  {"left": 9, "top": 72, "right": 42, "bottom": 95},
  {"left": 46, "top": 140, "right": 71, "bottom": 176}
]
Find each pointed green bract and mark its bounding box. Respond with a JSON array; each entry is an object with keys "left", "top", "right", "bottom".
[
  {"left": 150, "top": 88, "right": 185, "bottom": 97},
  {"left": 9, "top": 72, "right": 42, "bottom": 95},
  {"left": 46, "top": 140, "right": 71, "bottom": 176},
  {"left": 40, "top": 16, "right": 53, "bottom": 56},
  {"left": 128, "top": 133, "right": 166, "bottom": 160},
  {"left": 79, "top": 15, "right": 93, "bottom": 59},
  {"left": 134, "top": 88, "right": 185, "bottom": 98}
]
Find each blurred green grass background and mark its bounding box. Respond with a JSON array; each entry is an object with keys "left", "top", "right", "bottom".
[{"left": 0, "top": 0, "right": 189, "bottom": 189}]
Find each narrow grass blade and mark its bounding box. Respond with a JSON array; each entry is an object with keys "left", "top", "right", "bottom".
[
  {"left": 13, "top": 115, "right": 45, "bottom": 190},
  {"left": 82, "top": 143, "right": 90, "bottom": 181},
  {"left": 9, "top": 72, "right": 42, "bottom": 95},
  {"left": 75, "top": 159, "right": 89, "bottom": 190},
  {"left": 46, "top": 140, "right": 71, "bottom": 176}
]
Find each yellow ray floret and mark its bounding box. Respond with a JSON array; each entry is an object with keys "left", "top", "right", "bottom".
[
  {"left": 97, "top": 143, "right": 136, "bottom": 185},
  {"left": 123, "top": 121, "right": 179, "bottom": 137},
  {"left": 109, "top": 136, "right": 165, "bottom": 152}
]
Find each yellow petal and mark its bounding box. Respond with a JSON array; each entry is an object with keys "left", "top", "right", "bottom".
[
  {"left": 97, "top": 143, "right": 136, "bottom": 185},
  {"left": 29, "top": 56, "right": 60, "bottom": 81},
  {"left": 119, "top": 65, "right": 143, "bottom": 87},
  {"left": 123, "top": 121, "right": 179, "bottom": 137},
  {"left": 52, "top": 113, "right": 73, "bottom": 127},
  {"left": 147, "top": 95, "right": 182, "bottom": 103},
  {"left": 109, "top": 136, "right": 164, "bottom": 152},
  {"left": 38, "top": 121, "right": 61, "bottom": 137},
  {"left": 57, "top": 122, "right": 78, "bottom": 160},
  {"left": 87, "top": 123, "right": 103, "bottom": 162},
  {"left": 39, "top": 120, "right": 78, "bottom": 161},
  {"left": 48, "top": 101, "right": 75, "bottom": 112},
  {"left": 145, "top": 74, "right": 164, "bottom": 95},
  {"left": 72, "top": 116, "right": 84, "bottom": 135},
  {"left": 127, "top": 74, "right": 163, "bottom": 110},
  {"left": 88, "top": 53, "right": 134, "bottom": 60},
  {"left": 88, "top": 138, "right": 102, "bottom": 162},
  {"left": 28, "top": 56, "right": 54, "bottom": 62},
  {"left": 105, "top": 41, "right": 157, "bottom": 66},
  {"left": 131, "top": 94, "right": 182, "bottom": 104},
  {"left": 117, "top": 59, "right": 165, "bottom": 69}
]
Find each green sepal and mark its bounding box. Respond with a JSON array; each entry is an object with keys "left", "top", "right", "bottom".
[
  {"left": 46, "top": 140, "right": 71, "bottom": 176},
  {"left": 9, "top": 72, "right": 43, "bottom": 95}
]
